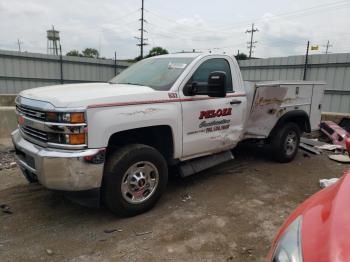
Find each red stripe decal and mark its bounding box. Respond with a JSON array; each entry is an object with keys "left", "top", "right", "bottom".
[{"left": 88, "top": 93, "right": 246, "bottom": 108}]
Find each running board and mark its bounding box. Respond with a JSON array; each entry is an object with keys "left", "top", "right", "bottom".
[{"left": 179, "top": 150, "right": 234, "bottom": 177}]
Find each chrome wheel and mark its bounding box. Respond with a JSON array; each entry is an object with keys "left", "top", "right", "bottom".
[
  {"left": 284, "top": 131, "right": 298, "bottom": 156},
  {"left": 121, "top": 161, "right": 159, "bottom": 204}
]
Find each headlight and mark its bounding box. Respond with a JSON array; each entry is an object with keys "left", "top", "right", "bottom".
[
  {"left": 46, "top": 112, "right": 85, "bottom": 124},
  {"left": 272, "top": 216, "right": 303, "bottom": 262}
]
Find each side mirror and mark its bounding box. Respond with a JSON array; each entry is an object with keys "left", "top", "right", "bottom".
[
  {"left": 183, "top": 81, "right": 198, "bottom": 96},
  {"left": 207, "top": 71, "right": 227, "bottom": 98}
]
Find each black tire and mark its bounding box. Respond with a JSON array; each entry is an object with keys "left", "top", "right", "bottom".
[
  {"left": 270, "top": 122, "right": 301, "bottom": 163},
  {"left": 102, "top": 144, "right": 168, "bottom": 217}
]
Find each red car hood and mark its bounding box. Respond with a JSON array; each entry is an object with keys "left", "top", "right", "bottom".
[{"left": 268, "top": 171, "right": 350, "bottom": 261}]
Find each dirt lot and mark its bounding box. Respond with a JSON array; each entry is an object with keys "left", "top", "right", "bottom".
[{"left": 0, "top": 143, "right": 348, "bottom": 262}]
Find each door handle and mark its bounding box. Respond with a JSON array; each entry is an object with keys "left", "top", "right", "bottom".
[{"left": 230, "top": 100, "right": 242, "bottom": 105}]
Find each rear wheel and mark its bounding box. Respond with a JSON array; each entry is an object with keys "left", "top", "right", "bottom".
[
  {"left": 270, "top": 122, "right": 301, "bottom": 163},
  {"left": 102, "top": 144, "right": 168, "bottom": 217}
]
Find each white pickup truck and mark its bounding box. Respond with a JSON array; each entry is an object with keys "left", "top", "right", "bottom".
[{"left": 12, "top": 53, "right": 325, "bottom": 216}]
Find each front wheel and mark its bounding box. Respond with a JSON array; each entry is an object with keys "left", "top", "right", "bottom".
[
  {"left": 270, "top": 122, "right": 301, "bottom": 163},
  {"left": 102, "top": 144, "right": 168, "bottom": 217}
]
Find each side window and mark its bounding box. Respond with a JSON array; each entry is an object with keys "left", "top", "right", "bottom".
[{"left": 189, "top": 58, "right": 233, "bottom": 93}]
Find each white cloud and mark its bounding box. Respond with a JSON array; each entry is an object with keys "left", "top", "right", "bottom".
[{"left": 0, "top": 0, "right": 349, "bottom": 59}]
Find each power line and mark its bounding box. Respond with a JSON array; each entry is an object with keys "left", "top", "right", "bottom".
[
  {"left": 104, "top": 9, "right": 140, "bottom": 24},
  {"left": 146, "top": 0, "right": 350, "bottom": 34},
  {"left": 216, "top": 0, "right": 350, "bottom": 31},
  {"left": 246, "top": 23, "right": 258, "bottom": 58}
]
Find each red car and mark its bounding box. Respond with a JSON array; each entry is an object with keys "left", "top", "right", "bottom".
[{"left": 267, "top": 171, "right": 350, "bottom": 262}]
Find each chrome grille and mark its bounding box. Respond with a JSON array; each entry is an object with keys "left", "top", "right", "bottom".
[
  {"left": 21, "top": 126, "right": 48, "bottom": 142},
  {"left": 16, "top": 105, "right": 46, "bottom": 121},
  {"left": 16, "top": 97, "right": 87, "bottom": 150}
]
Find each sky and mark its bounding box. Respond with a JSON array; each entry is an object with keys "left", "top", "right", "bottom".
[{"left": 0, "top": 0, "right": 349, "bottom": 59}]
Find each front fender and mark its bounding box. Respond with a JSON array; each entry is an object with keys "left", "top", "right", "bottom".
[{"left": 86, "top": 103, "right": 182, "bottom": 158}]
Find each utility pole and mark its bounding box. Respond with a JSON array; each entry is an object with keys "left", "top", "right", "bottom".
[
  {"left": 246, "top": 23, "right": 258, "bottom": 58},
  {"left": 17, "top": 39, "right": 22, "bottom": 52},
  {"left": 303, "top": 41, "right": 310, "bottom": 81},
  {"left": 135, "top": 0, "right": 148, "bottom": 59},
  {"left": 323, "top": 40, "right": 332, "bottom": 54},
  {"left": 59, "top": 45, "right": 63, "bottom": 84}
]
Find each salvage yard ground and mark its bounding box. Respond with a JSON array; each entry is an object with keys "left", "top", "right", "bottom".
[{"left": 0, "top": 143, "right": 348, "bottom": 262}]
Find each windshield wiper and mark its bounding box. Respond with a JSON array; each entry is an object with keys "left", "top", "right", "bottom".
[{"left": 117, "top": 82, "right": 145, "bottom": 86}]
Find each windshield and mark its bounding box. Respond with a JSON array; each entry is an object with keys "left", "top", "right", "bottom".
[{"left": 109, "top": 57, "right": 194, "bottom": 91}]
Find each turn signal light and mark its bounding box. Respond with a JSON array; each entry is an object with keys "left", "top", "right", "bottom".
[
  {"left": 69, "top": 133, "right": 86, "bottom": 145},
  {"left": 45, "top": 112, "right": 85, "bottom": 123},
  {"left": 70, "top": 113, "right": 85, "bottom": 123}
]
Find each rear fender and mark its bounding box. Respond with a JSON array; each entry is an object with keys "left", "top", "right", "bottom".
[{"left": 269, "top": 110, "right": 311, "bottom": 137}]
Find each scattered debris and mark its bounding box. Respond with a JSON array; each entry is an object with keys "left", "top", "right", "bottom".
[
  {"left": 0, "top": 151, "right": 16, "bottom": 170},
  {"left": 181, "top": 193, "right": 192, "bottom": 202},
  {"left": 302, "top": 153, "right": 310, "bottom": 158},
  {"left": 320, "top": 121, "right": 349, "bottom": 148},
  {"left": 316, "top": 144, "right": 344, "bottom": 151},
  {"left": 0, "top": 204, "right": 13, "bottom": 214},
  {"left": 320, "top": 178, "right": 339, "bottom": 188},
  {"left": 240, "top": 247, "right": 254, "bottom": 256},
  {"left": 103, "top": 228, "right": 123, "bottom": 234},
  {"left": 46, "top": 249, "right": 53, "bottom": 255},
  {"left": 328, "top": 154, "right": 350, "bottom": 163},
  {"left": 104, "top": 229, "right": 117, "bottom": 234},
  {"left": 299, "top": 143, "right": 321, "bottom": 155},
  {"left": 339, "top": 117, "right": 350, "bottom": 133},
  {"left": 134, "top": 231, "right": 152, "bottom": 236},
  {"left": 301, "top": 137, "right": 326, "bottom": 147}
]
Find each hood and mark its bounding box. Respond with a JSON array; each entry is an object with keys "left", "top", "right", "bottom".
[
  {"left": 19, "top": 83, "right": 156, "bottom": 108},
  {"left": 268, "top": 172, "right": 350, "bottom": 261},
  {"left": 300, "top": 172, "right": 350, "bottom": 261}
]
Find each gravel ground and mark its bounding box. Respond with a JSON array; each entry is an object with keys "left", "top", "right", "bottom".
[{"left": 0, "top": 144, "right": 348, "bottom": 262}]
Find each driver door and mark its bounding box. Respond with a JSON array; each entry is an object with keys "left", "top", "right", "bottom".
[{"left": 180, "top": 57, "right": 246, "bottom": 159}]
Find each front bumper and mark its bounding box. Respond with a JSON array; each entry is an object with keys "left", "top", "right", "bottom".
[{"left": 11, "top": 129, "right": 105, "bottom": 191}]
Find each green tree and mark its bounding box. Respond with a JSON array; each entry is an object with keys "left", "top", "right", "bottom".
[
  {"left": 146, "top": 47, "right": 169, "bottom": 58},
  {"left": 82, "top": 48, "right": 99, "bottom": 58},
  {"left": 66, "top": 50, "right": 81, "bottom": 57},
  {"left": 235, "top": 52, "right": 248, "bottom": 60},
  {"left": 134, "top": 55, "right": 143, "bottom": 61}
]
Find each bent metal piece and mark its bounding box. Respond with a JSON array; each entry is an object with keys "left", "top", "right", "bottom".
[{"left": 320, "top": 121, "right": 350, "bottom": 148}]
